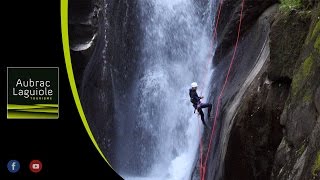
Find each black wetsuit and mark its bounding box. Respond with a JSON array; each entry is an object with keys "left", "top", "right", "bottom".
[{"left": 189, "top": 88, "right": 212, "bottom": 127}]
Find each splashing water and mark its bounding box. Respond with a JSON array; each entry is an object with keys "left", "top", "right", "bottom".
[{"left": 116, "top": 0, "right": 216, "bottom": 179}]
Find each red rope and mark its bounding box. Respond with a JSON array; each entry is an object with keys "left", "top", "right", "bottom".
[
  {"left": 197, "top": 0, "right": 224, "bottom": 179},
  {"left": 199, "top": 0, "right": 223, "bottom": 96},
  {"left": 213, "top": 0, "right": 223, "bottom": 40},
  {"left": 197, "top": 116, "right": 203, "bottom": 179},
  {"left": 196, "top": 0, "right": 224, "bottom": 179},
  {"left": 200, "top": 0, "right": 246, "bottom": 179}
]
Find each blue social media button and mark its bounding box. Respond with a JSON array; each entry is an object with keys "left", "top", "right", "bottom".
[{"left": 7, "top": 160, "right": 20, "bottom": 173}]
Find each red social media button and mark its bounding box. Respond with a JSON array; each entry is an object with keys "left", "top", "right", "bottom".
[{"left": 29, "top": 160, "right": 42, "bottom": 173}]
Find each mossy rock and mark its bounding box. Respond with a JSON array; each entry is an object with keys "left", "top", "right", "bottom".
[
  {"left": 291, "top": 55, "right": 314, "bottom": 97},
  {"left": 280, "top": 0, "right": 302, "bottom": 11},
  {"left": 305, "top": 3, "right": 319, "bottom": 44},
  {"left": 311, "top": 18, "right": 320, "bottom": 52},
  {"left": 312, "top": 151, "right": 320, "bottom": 176},
  {"left": 268, "top": 11, "right": 311, "bottom": 80},
  {"left": 315, "top": 35, "right": 320, "bottom": 51},
  {"left": 303, "top": 88, "right": 312, "bottom": 102},
  {"left": 302, "top": 55, "right": 313, "bottom": 75},
  {"left": 297, "top": 142, "right": 306, "bottom": 156},
  {"left": 311, "top": 20, "right": 320, "bottom": 40}
]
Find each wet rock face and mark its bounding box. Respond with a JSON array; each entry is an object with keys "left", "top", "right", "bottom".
[
  {"left": 69, "top": 0, "right": 95, "bottom": 23},
  {"left": 205, "top": 4, "right": 280, "bottom": 180},
  {"left": 68, "top": 0, "right": 100, "bottom": 89},
  {"left": 225, "top": 78, "right": 291, "bottom": 180},
  {"left": 69, "top": 0, "right": 141, "bottom": 166},
  {"left": 215, "top": 0, "right": 320, "bottom": 180},
  {"left": 213, "top": 0, "right": 277, "bottom": 64},
  {"left": 68, "top": 0, "right": 99, "bottom": 51}
]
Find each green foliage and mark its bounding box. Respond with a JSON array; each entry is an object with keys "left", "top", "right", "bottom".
[
  {"left": 312, "top": 151, "right": 320, "bottom": 176},
  {"left": 280, "top": 0, "right": 302, "bottom": 11}
]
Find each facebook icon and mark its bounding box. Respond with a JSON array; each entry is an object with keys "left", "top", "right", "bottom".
[{"left": 7, "top": 160, "right": 20, "bottom": 173}]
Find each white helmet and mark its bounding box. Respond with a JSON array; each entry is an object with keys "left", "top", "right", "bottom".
[{"left": 191, "top": 82, "right": 198, "bottom": 88}]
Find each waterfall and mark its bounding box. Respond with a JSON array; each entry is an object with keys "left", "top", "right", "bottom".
[{"left": 112, "top": 0, "right": 217, "bottom": 179}]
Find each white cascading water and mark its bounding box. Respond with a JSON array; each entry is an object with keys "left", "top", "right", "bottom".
[{"left": 120, "top": 0, "right": 216, "bottom": 179}]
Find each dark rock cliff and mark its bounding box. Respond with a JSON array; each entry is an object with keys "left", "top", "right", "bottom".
[
  {"left": 203, "top": 3, "right": 280, "bottom": 179},
  {"left": 68, "top": 0, "right": 140, "bottom": 166},
  {"left": 205, "top": 0, "right": 320, "bottom": 179},
  {"left": 271, "top": 2, "right": 320, "bottom": 179},
  {"left": 214, "top": 0, "right": 278, "bottom": 64}
]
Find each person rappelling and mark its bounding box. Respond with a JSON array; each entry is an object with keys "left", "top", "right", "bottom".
[{"left": 189, "top": 82, "right": 212, "bottom": 128}]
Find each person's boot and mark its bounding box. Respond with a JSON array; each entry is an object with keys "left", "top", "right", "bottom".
[
  {"left": 208, "top": 105, "right": 212, "bottom": 119},
  {"left": 202, "top": 120, "right": 210, "bottom": 129},
  {"left": 204, "top": 123, "right": 209, "bottom": 129},
  {"left": 205, "top": 123, "right": 212, "bottom": 130}
]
